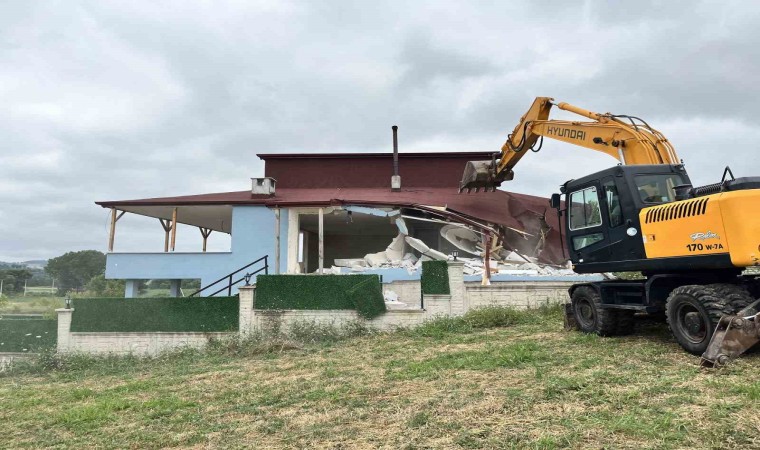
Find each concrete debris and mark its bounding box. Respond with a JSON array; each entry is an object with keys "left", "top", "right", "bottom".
[
  {"left": 325, "top": 218, "right": 579, "bottom": 278},
  {"left": 404, "top": 236, "right": 449, "bottom": 261}
]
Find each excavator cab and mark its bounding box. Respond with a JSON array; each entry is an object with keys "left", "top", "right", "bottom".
[{"left": 554, "top": 164, "right": 690, "bottom": 273}]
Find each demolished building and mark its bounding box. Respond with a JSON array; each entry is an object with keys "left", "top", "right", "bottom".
[{"left": 96, "top": 152, "right": 578, "bottom": 297}]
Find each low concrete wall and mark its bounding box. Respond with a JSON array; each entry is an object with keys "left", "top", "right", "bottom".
[
  {"left": 0, "top": 353, "right": 32, "bottom": 371},
  {"left": 53, "top": 266, "right": 578, "bottom": 357},
  {"left": 247, "top": 308, "right": 428, "bottom": 333},
  {"left": 238, "top": 263, "right": 576, "bottom": 335},
  {"left": 465, "top": 281, "right": 574, "bottom": 310},
  {"left": 56, "top": 308, "right": 233, "bottom": 356},
  {"left": 65, "top": 332, "right": 233, "bottom": 356}
]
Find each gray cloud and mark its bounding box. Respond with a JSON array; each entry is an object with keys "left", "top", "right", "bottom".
[{"left": 1, "top": 0, "right": 759, "bottom": 260}]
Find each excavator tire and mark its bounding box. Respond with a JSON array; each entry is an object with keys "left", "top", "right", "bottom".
[
  {"left": 571, "top": 286, "right": 618, "bottom": 337},
  {"left": 666, "top": 284, "right": 754, "bottom": 355}
]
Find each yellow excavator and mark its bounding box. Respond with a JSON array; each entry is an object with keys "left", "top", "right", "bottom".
[{"left": 461, "top": 97, "right": 760, "bottom": 367}]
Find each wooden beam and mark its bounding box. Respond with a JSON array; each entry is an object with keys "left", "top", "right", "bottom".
[
  {"left": 108, "top": 208, "right": 117, "bottom": 252},
  {"left": 318, "top": 208, "right": 324, "bottom": 273},
  {"left": 170, "top": 207, "right": 178, "bottom": 252}
]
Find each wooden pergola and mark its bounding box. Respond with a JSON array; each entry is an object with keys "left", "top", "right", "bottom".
[{"left": 104, "top": 204, "right": 232, "bottom": 253}]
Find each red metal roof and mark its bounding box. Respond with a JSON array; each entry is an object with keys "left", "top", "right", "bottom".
[
  {"left": 96, "top": 187, "right": 564, "bottom": 264},
  {"left": 94, "top": 151, "right": 565, "bottom": 263},
  {"left": 261, "top": 151, "right": 495, "bottom": 189},
  {"left": 257, "top": 152, "right": 493, "bottom": 159}
]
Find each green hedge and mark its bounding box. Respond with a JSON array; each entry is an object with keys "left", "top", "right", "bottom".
[
  {"left": 71, "top": 297, "right": 239, "bottom": 332},
  {"left": 347, "top": 277, "right": 387, "bottom": 319},
  {"left": 0, "top": 319, "right": 57, "bottom": 353},
  {"left": 421, "top": 261, "right": 450, "bottom": 295},
  {"left": 256, "top": 275, "right": 387, "bottom": 319}
]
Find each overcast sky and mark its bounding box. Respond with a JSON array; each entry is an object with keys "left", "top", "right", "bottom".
[{"left": 1, "top": 0, "right": 759, "bottom": 261}]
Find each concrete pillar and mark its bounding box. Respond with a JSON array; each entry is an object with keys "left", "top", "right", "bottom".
[
  {"left": 448, "top": 261, "right": 466, "bottom": 315},
  {"left": 287, "top": 209, "right": 300, "bottom": 273},
  {"left": 238, "top": 286, "right": 255, "bottom": 335},
  {"left": 56, "top": 308, "right": 73, "bottom": 353},
  {"left": 169, "top": 279, "right": 181, "bottom": 297},
  {"left": 125, "top": 280, "right": 138, "bottom": 298}
]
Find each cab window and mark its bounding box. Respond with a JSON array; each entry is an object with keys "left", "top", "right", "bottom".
[
  {"left": 635, "top": 174, "right": 686, "bottom": 204},
  {"left": 603, "top": 180, "right": 623, "bottom": 227},
  {"left": 569, "top": 186, "right": 602, "bottom": 231}
]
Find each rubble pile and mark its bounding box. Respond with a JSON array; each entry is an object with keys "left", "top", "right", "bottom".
[{"left": 327, "top": 222, "right": 575, "bottom": 278}]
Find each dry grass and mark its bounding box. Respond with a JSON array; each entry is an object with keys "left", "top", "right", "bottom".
[{"left": 1, "top": 311, "right": 760, "bottom": 449}]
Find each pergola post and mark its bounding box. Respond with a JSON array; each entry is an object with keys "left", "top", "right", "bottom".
[
  {"left": 170, "top": 207, "right": 178, "bottom": 252},
  {"left": 159, "top": 219, "right": 172, "bottom": 252},
  {"left": 199, "top": 227, "right": 212, "bottom": 252},
  {"left": 318, "top": 207, "right": 324, "bottom": 273},
  {"left": 107, "top": 208, "right": 126, "bottom": 252}
]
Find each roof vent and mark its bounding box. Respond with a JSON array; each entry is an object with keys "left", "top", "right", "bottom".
[{"left": 252, "top": 177, "right": 276, "bottom": 196}]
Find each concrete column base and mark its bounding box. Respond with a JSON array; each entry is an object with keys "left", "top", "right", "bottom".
[
  {"left": 55, "top": 308, "right": 74, "bottom": 353},
  {"left": 125, "top": 280, "right": 138, "bottom": 298},
  {"left": 169, "top": 279, "right": 181, "bottom": 297},
  {"left": 238, "top": 286, "right": 255, "bottom": 335}
]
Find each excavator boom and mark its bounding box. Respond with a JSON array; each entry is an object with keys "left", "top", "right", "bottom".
[{"left": 460, "top": 97, "right": 680, "bottom": 192}]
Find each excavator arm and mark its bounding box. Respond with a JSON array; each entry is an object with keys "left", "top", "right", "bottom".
[{"left": 460, "top": 97, "right": 680, "bottom": 192}]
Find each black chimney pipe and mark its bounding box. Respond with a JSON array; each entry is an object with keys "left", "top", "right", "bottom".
[
  {"left": 392, "top": 125, "right": 399, "bottom": 176},
  {"left": 391, "top": 125, "right": 401, "bottom": 191}
]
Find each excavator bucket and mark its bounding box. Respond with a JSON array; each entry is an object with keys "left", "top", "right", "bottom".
[
  {"left": 701, "top": 301, "right": 760, "bottom": 367},
  {"left": 459, "top": 160, "right": 512, "bottom": 193}
]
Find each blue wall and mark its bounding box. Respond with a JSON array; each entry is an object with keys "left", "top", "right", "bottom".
[{"left": 106, "top": 206, "right": 288, "bottom": 295}]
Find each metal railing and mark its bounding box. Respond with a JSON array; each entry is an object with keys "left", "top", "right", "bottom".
[{"left": 189, "top": 255, "right": 268, "bottom": 297}]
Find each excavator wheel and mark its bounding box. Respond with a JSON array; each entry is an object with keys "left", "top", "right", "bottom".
[
  {"left": 666, "top": 284, "right": 754, "bottom": 355},
  {"left": 571, "top": 286, "right": 618, "bottom": 337}
]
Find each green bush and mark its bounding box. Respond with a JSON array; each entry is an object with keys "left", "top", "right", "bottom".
[
  {"left": 256, "top": 275, "right": 386, "bottom": 319},
  {"left": 71, "top": 297, "right": 238, "bottom": 332},
  {"left": 421, "top": 261, "right": 450, "bottom": 295},
  {"left": 0, "top": 318, "right": 57, "bottom": 352}
]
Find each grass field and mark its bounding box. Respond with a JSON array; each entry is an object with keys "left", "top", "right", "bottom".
[
  {"left": 1, "top": 307, "right": 760, "bottom": 449},
  {"left": 0, "top": 295, "right": 64, "bottom": 317}
]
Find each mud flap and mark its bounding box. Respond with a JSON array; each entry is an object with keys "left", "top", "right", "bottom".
[
  {"left": 563, "top": 303, "right": 577, "bottom": 331},
  {"left": 701, "top": 312, "right": 760, "bottom": 368}
]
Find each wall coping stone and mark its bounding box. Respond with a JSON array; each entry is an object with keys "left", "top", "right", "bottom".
[{"left": 69, "top": 331, "right": 234, "bottom": 336}]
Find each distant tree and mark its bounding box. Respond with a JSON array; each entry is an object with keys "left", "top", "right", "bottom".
[
  {"left": 27, "top": 268, "right": 53, "bottom": 287},
  {"left": 45, "top": 250, "right": 106, "bottom": 292},
  {"left": 84, "top": 274, "right": 126, "bottom": 297},
  {"left": 0, "top": 268, "right": 33, "bottom": 294}
]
